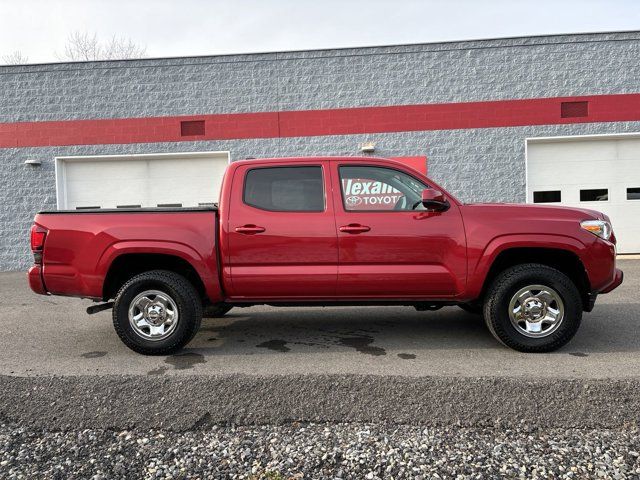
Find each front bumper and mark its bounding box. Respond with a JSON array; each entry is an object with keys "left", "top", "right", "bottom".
[
  {"left": 27, "top": 265, "right": 47, "bottom": 295},
  {"left": 600, "top": 268, "right": 624, "bottom": 294}
]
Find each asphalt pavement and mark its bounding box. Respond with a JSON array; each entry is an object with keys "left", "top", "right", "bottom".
[{"left": 0, "top": 259, "right": 638, "bottom": 379}]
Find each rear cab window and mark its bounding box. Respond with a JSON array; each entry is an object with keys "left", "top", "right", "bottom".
[{"left": 243, "top": 166, "right": 325, "bottom": 212}]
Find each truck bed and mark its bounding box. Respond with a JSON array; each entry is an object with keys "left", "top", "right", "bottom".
[{"left": 31, "top": 208, "right": 222, "bottom": 302}]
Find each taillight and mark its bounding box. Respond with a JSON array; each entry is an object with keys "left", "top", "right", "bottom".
[{"left": 30, "top": 224, "right": 47, "bottom": 264}]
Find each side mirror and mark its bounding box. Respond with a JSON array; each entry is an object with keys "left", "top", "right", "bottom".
[{"left": 421, "top": 188, "right": 449, "bottom": 211}]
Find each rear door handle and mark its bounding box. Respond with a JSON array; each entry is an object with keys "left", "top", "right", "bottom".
[
  {"left": 235, "top": 224, "right": 266, "bottom": 235},
  {"left": 339, "top": 224, "right": 371, "bottom": 234}
]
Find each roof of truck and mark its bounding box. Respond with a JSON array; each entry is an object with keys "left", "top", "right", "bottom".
[{"left": 235, "top": 156, "right": 393, "bottom": 163}]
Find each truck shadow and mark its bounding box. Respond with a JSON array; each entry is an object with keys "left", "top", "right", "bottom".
[
  {"left": 186, "top": 301, "right": 640, "bottom": 356},
  {"left": 192, "top": 306, "right": 493, "bottom": 355}
]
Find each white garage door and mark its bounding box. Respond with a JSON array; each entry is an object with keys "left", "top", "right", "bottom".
[
  {"left": 527, "top": 135, "right": 640, "bottom": 254},
  {"left": 56, "top": 151, "right": 230, "bottom": 210}
]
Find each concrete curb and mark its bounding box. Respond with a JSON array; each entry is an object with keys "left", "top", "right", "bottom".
[{"left": 2, "top": 374, "right": 639, "bottom": 431}]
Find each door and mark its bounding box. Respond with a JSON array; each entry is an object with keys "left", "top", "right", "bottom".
[
  {"left": 527, "top": 136, "right": 640, "bottom": 253},
  {"left": 227, "top": 162, "right": 338, "bottom": 298},
  {"left": 57, "top": 152, "right": 229, "bottom": 209},
  {"left": 332, "top": 162, "right": 467, "bottom": 298}
]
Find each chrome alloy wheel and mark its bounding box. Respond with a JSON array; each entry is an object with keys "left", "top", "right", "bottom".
[
  {"left": 508, "top": 284, "right": 564, "bottom": 338},
  {"left": 128, "top": 290, "right": 179, "bottom": 341}
]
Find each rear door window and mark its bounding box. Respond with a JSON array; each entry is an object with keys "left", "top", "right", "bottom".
[{"left": 243, "top": 166, "right": 325, "bottom": 212}]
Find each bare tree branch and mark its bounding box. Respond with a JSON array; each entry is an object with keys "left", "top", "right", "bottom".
[
  {"left": 56, "top": 32, "right": 147, "bottom": 61},
  {"left": 1, "top": 51, "right": 29, "bottom": 65},
  {"left": 104, "top": 35, "right": 147, "bottom": 60}
]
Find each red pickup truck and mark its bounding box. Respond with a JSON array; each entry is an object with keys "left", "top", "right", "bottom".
[{"left": 28, "top": 156, "right": 623, "bottom": 355}]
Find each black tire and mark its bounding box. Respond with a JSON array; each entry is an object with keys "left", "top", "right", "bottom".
[
  {"left": 458, "top": 303, "right": 483, "bottom": 315},
  {"left": 203, "top": 303, "right": 233, "bottom": 318},
  {"left": 112, "top": 270, "right": 202, "bottom": 355},
  {"left": 483, "top": 263, "right": 582, "bottom": 353}
]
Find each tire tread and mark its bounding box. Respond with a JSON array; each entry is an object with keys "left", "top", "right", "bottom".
[
  {"left": 483, "top": 263, "right": 582, "bottom": 353},
  {"left": 112, "top": 270, "right": 202, "bottom": 355}
]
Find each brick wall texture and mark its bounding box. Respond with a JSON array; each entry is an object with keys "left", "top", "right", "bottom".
[{"left": 1, "top": 32, "right": 640, "bottom": 270}]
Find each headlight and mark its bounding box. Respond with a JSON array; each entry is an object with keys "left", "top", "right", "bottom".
[{"left": 581, "top": 220, "right": 612, "bottom": 241}]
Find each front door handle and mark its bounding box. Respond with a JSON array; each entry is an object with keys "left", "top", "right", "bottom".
[
  {"left": 235, "top": 224, "right": 266, "bottom": 235},
  {"left": 339, "top": 224, "right": 371, "bottom": 234}
]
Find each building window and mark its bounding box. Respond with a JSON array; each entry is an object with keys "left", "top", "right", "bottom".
[
  {"left": 533, "top": 191, "right": 561, "bottom": 203},
  {"left": 580, "top": 189, "right": 608, "bottom": 201},
  {"left": 627, "top": 187, "right": 640, "bottom": 200},
  {"left": 243, "top": 166, "right": 325, "bottom": 212},
  {"left": 560, "top": 101, "right": 589, "bottom": 118}
]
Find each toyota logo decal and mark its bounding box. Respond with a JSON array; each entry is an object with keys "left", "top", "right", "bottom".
[{"left": 345, "top": 196, "right": 362, "bottom": 206}]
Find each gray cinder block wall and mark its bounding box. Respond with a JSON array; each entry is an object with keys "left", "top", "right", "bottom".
[{"left": 1, "top": 32, "right": 640, "bottom": 270}]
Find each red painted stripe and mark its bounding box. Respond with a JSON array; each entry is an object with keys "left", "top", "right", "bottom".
[{"left": 1, "top": 93, "right": 639, "bottom": 148}]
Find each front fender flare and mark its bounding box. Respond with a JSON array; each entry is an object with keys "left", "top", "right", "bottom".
[{"left": 466, "top": 234, "right": 588, "bottom": 299}]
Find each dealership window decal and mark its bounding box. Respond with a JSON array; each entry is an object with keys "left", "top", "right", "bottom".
[{"left": 339, "top": 165, "right": 427, "bottom": 211}]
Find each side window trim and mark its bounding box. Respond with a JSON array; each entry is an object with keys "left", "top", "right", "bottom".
[
  {"left": 242, "top": 165, "right": 326, "bottom": 213},
  {"left": 337, "top": 164, "right": 429, "bottom": 213}
]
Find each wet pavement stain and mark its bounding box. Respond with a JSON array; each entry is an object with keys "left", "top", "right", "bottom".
[
  {"left": 81, "top": 351, "right": 107, "bottom": 358},
  {"left": 339, "top": 336, "right": 386, "bottom": 356},
  {"left": 147, "top": 365, "right": 169, "bottom": 375},
  {"left": 398, "top": 353, "right": 416, "bottom": 360},
  {"left": 570, "top": 352, "right": 589, "bottom": 357},
  {"left": 256, "top": 339, "right": 290, "bottom": 352},
  {"left": 165, "top": 352, "right": 206, "bottom": 370}
]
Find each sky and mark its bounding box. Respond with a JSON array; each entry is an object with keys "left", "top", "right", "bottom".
[{"left": 1, "top": 0, "right": 639, "bottom": 64}]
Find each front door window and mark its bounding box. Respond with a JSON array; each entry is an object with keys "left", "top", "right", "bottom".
[{"left": 339, "top": 165, "right": 428, "bottom": 211}]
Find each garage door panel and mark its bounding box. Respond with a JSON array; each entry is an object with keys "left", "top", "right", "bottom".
[
  {"left": 528, "top": 141, "right": 618, "bottom": 163},
  {"left": 67, "top": 179, "right": 143, "bottom": 208},
  {"left": 616, "top": 139, "right": 640, "bottom": 159},
  {"left": 527, "top": 136, "right": 640, "bottom": 254},
  {"left": 58, "top": 152, "right": 229, "bottom": 210}
]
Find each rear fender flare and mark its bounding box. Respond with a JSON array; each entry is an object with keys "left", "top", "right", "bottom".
[{"left": 97, "top": 240, "right": 223, "bottom": 302}]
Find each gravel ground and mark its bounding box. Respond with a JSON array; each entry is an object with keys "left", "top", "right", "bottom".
[
  {"left": 3, "top": 375, "right": 640, "bottom": 431},
  {"left": 1, "top": 423, "right": 639, "bottom": 480}
]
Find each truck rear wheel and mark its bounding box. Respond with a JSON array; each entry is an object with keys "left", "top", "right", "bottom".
[
  {"left": 483, "top": 264, "right": 582, "bottom": 352},
  {"left": 112, "top": 270, "right": 202, "bottom": 355}
]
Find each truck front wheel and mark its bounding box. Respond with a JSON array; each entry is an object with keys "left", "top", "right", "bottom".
[
  {"left": 112, "top": 270, "right": 202, "bottom": 355},
  {"left": 483, "top": 264, "right": 582, "bottom": 352}
]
